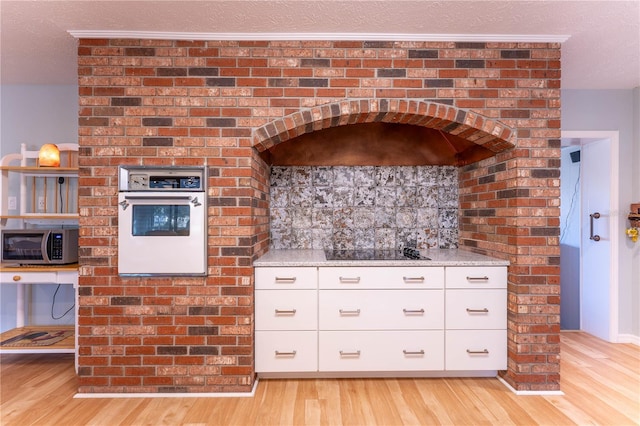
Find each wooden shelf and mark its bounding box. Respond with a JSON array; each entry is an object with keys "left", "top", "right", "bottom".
[
  {"left": 0, "top": 325, "right": 75, "bottom": 354},
  {"left": 0, "top": 214, "right": 79, "bottom": 220},
  {"left": 0, "top": 263, "right": 79, "bottom": 273},
  {"left": 0, "top": 166, "right": 78, "bottom": 174}
]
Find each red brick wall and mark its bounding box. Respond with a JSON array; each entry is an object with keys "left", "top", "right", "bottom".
[{"left": 77, "top": 39, "right": 561, "bottom": 393}]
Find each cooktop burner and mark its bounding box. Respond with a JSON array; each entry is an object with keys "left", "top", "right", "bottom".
[{"left": 324, "top": 248, "right": 430, "bottom": 261}]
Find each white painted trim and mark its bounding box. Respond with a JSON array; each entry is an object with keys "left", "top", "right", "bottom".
[
  {"left": 561, "top": 130, "right": 620, "bottom": 343},
  {"left": 497, "top": 376, "right": 564, "bottom": 396},
  {"left": 617, "top": 334, "right": 640, "bottom": 346},
  {"left": 257, "top": 370, "right": 498, "bottom": 379},
  {"left": 73, "top": 378, "right": 258, "bottom": 398},
  {"left": 67, "top": 30, "right": 570, "bottom": 43}
]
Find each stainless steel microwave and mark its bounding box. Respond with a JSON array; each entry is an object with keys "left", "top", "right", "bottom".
[{"left": 1, "top": 228, "right": 79, "bottom": 265}]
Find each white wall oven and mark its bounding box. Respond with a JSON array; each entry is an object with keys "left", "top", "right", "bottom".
[{"left": 118, "top": 166, "right": 207, "bottom": 276}]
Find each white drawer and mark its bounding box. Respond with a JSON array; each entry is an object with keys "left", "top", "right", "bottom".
[
  {"left": 319, "top": 290, "right": 444, "bottom": 330},
  {"left": 445, "top": 330, "right": 507, "bottom": 370},
  {"left": 255, "top": 267, "right": 317, "bottom": 290},
  {"left": 0, "top": 271, "right": 58, "bottom": 284},
  {"left": 319, "top": 331, "right": 444, "bottom": 372},
  {"left": 255, "top": 331, "right": 318, "bottom": 373},
  {"left": 255, "top": 289, "right": 318, "bottom": 330},
  {"left": 445, "top": 266, "right": 507, "bottom": 289},
  {"left": 319, "top": 267, "right": 444, "bottom": 290},
  {"left": 446, "top": 289, "right": 507, "bottom": 330}
]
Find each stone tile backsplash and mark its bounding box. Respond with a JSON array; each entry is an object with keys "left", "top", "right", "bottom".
[{"left": 270, "top": 165, "right": 458, "bottom": 250}]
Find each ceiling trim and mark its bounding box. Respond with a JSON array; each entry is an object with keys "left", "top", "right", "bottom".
[{"left": 68, "top": 31, "right": 570, "bottom": 43}]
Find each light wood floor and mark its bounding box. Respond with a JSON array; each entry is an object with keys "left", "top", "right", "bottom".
[{"left": 1, "top": 332, "right": 638, "bottom": 425}]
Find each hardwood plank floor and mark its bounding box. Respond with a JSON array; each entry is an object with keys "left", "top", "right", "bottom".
[{"left": 1, "top": 332, "right": 638, "bottom": 425}]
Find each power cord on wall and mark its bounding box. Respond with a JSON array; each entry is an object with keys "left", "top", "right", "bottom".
[
  {"left": 51, "top": 284, "right": 74, "bottom": 320},
  {"left": 58, "top": 177, "right": 65, "bottom": 213},
  {"left": 560, "top": 166, "right": 580, "bottom": 243}
]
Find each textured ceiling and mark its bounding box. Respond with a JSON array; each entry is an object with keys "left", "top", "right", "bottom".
[{"left": 1, "top": 0, "right": 638, "bottom": 89}]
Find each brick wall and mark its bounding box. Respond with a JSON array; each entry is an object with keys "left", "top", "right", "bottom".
[{"left": 77, "top": 39, "right": 561, "bottom": 393}]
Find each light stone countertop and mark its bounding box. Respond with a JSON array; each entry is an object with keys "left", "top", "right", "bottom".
[{"left": 253, "top": 249, "right": 509, "bottom": 267}]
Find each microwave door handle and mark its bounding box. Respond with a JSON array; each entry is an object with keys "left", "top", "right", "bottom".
[{"left": 41, "top": 232, "right": 52, "bottom": 263}]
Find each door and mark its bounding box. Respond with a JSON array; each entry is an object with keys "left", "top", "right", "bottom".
[
  {"left": 580, "top": 138, "right": 612, "bottom": 341},
  {"left": 117, "top": 192, "right": 207, "bottom": 275}
]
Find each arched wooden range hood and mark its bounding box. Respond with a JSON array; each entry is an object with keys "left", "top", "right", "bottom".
[
  {"left": 261, "top": 122, "right": 497, "bottom": 167},
  {"left": 253, "top": 100, "right": 516, "bottom": 167}
]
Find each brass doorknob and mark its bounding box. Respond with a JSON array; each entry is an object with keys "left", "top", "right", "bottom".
[{"left": 12, "top": 275, "right": 21, "bottom": 281}]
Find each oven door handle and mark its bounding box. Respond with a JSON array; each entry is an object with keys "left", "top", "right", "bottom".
[
  {"left": 119, "top": 195, "right": 202, "bottom": 210},
  {"left": 124, "top": 196, "right": 193, "bottom": 201}
]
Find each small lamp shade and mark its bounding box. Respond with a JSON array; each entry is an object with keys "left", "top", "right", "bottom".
[{"left": 38, "top": 144, "right": 60, "bottom": 167}]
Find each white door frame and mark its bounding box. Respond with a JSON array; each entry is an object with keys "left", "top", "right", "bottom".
[{"left": 561, "top": 130, "right": 619, "bottom": 342}]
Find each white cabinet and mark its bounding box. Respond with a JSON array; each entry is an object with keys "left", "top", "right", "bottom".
[
  {"left": 255, "top": 331, "right": 318, "bottom": 373},
  {"left": 445, "top": 289, "right": 506, "bottom": 330},
  {"left": 318, "top": 266, "right": 444, "bottom": 289},
  {"left": 255, "top": 290, "right": 317, "bottom": 330},
  {"left": 445, "top": 266, "right": 507, "bottom": 289},
  {"left": 445, "top": 266, "right": 508, "bottom": 371},
  {"left": 445, "top": 330, "right": 507, "bottom": 370},
  {"left": 254, "top": 262, "right": 507, "bottom": 377},
  {"left": 319, "top": 330, "right": 444, "bottom": 371},
  {"left": 319, "top": 289, "right": 444, "bottom": 330},
  {"left": 255, "top": 267, "right": 317, "bottom": 290},
  {"left": 318, "top": 266, "right": 445, "bottom": 373},
  {"left": 254, "top": 267, "right": 318, "bottom": 373}
]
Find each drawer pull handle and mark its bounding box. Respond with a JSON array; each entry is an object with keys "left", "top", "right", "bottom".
[
  {"left": 12, "top": 275, "right": 21, "bottom": 282},
  {"left": 275, "top": 350, "right": 297, "bottom": 357},
  {"left": 339, "top": 277, "right": 361, "bottom": 284},
  {"left": 274, "top": 277, "right": 297, "bottom": 283},
  {"left": 339, "top": 350, "right": 361, "bottom": 357},
  {"left": 275, "top": 309, "right": 297, "bottom": 315},
  {"left": 403, "top": 350, "right": 425, "bottom": 355},
  {"left": 403, "top": 308, "right": 425, "bottom": 315},
  {"left": 403, "top": 276, "right": 425, "bottom": 283},
  {"left": 339, "top": 309, "right": 361, "bottom": 316},
  {"left": 466, "top": 308, "right": 489, "bottom": 313},
  {"left": 466, "top": 349, "right": 489, "bottom": 355},
  {"left": 466, "top": 276, "right": 489, "bottom": 281}
]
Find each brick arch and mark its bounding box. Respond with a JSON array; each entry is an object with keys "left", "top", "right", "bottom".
[{"left": 252, "top": 99, "right": 515, "bottom": 154}]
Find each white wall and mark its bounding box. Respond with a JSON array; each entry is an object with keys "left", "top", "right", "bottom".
[
  {"left": 562, "top": 88, "right": 640, "bottom": 340},
  {"left": 559, "top": 147, "right": 581, "bottom": 329},
  {"left": 0, "top": 85, "right": 78, "bottom": 332}
]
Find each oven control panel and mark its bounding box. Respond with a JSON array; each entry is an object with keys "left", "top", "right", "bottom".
[{"left": 119, "top": 166, "right": 205, "bottom": 191}]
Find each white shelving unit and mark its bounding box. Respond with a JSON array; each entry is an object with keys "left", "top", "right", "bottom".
[{"left": 0, "top": 143, "right": 79, "bottom": 361}]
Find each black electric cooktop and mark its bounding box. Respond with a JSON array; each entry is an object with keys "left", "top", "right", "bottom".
[{"left": 324, "top": 248, "right": 430, "bottom": 261}]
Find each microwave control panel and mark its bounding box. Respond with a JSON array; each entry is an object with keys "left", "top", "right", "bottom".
[{"left": 119, "top": 166, "right": 205, "bottom": 192}]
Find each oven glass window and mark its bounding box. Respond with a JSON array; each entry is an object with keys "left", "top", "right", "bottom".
[{"left": 131, "top": 205, "right": 191, "bottom": 236}]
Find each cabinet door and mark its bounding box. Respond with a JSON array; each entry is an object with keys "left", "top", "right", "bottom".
[
  {"left": 255, "top": 290, "right": 318, "bottom": 331},
  {"left": 255, "top": 267, "right": 317, "bottom": 290},
  {"left": 319, "top": 330, "right": 444, "bottom": 372},
  {"left": 255, "top": 331, "right": 318, "bottom": 373},
  {"left": 445, "top": 267, "right": 507, "bottom": 289},
  {"left": 319, "top": 267, "right": 444, "bottom": 289},
  {"left": 319, "top": 289, "right": 444, "bottom": 330},
  {"left": 445, "top": 330, "right": 507, "bottom": 370},
  {"left": 445, "top": 289, "right": 506, "bottom": 330}
]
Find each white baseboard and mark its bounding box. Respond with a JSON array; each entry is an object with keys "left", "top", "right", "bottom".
[
  {"left": 497, "top": 376, "right": 564, "bottom": 396},
  {"left": 617, "top": 334, "right": 640, "bottom": 346},
  {"left": 73, "top": 378, "right": 258, "bottom": 399}
]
